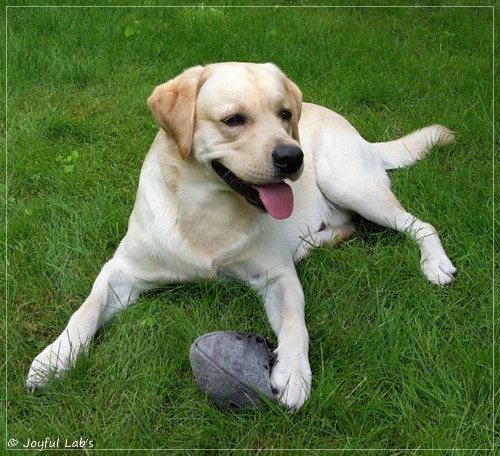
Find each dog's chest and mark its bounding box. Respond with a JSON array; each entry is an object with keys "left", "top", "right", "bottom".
[{"left": 176, "top": 200, "right": 261, "bottom": 269}]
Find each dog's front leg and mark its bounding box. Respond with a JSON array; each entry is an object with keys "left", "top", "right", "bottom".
[
  {"left": 230, "top": 248, "right": 312, "bottom": 413},
  {"left": 260, "top": 272, "right": 311, "bottom": 412},
  {"left": 26, "top": 255, "right": 145, "bottom": 390}
]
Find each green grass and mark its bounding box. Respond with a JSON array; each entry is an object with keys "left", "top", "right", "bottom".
[{"left": 4, "top": 3, "right": 496, "bottom": 453}]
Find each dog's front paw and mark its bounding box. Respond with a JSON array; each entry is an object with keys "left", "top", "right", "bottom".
[
  {"left": 421, "top": 253, "right": 457, "bottom": 286},
  {"left": 270, "top": 350, "right": 311, "bottom": 412},
  {"left": 26, "top": 340, "right": 79, "bottom": 392}
]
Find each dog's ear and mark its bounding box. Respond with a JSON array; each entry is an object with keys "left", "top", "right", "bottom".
[
  {"left": 148, "top": 65, "right": 206, "bottom": 159},
  {"left": 285, "top": 78, "right": 303, "bottom": 143}
]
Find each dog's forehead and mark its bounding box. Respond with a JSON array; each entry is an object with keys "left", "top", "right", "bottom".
[{"left": 198, "top": 63, "right": 287, "bottom": 107}]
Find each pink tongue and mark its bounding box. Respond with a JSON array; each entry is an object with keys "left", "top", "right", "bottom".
[{"left": 253, "top": 182, "right": 294, "bottom": 219}]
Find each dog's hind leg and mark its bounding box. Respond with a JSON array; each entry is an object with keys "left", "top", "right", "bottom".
[
  {"left": 321, "top": 173, "right": 456, "bottom": 285},
  {"left": 313, "top": 122, "right": 456, "bottom": 285},
  {"left": 359, "top": 183, "right": 455, "bottom": 285},
  {"left": 293, "top": 220, "right": 355, "bottom": 262},
  {"left": 26, "top": 256, "right": 146, "bottom": 390}
]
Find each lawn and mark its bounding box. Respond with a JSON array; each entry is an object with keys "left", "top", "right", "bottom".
[{"left": 4, "top": 3, "right": 496, "bottom": 453}]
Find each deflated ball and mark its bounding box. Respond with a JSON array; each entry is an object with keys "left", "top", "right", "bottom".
[{"left": 190, "top": 331, "right": 276, "bottom": 411}]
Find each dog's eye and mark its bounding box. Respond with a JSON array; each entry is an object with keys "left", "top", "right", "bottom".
[
  {"left": 280, "top": 109, "right": 292, "bottom": 121},
  {"left": 222, "top": 114, "right": 246, "bottom": 127}
]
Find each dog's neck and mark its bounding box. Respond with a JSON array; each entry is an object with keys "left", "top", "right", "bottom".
[{"left": 137, "top": 130, "right": 264, "bottom": 267}]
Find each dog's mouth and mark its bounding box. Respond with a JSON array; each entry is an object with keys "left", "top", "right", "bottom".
[{"left": 211, "top": 162, "right": 294, "bottom": 220}]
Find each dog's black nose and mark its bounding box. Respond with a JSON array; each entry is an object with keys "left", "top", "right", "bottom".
[{"left": 272, "top": 144, "right": 304, "bottom": 175}]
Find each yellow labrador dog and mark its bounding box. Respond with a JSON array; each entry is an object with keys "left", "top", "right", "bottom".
[{"left": 27, "top": 62, "right": 456, "bottom": 411}]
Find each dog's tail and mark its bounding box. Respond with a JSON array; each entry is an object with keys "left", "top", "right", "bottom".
[{"left": 373, "top": 125, "right": 454, "bottom": 170}]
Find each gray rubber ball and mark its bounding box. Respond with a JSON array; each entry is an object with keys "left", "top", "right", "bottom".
[{"left": 190, "top": 331, "right": 276, "bottom": 412}]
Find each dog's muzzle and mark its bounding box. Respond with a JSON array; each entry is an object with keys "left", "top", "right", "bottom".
[{"left": 211, "top": 144, "right": 303, "bottom": 220}]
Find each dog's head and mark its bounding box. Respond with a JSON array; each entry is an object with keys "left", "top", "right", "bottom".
[{"left": 147, "top": 62, "right": 303, "bottom": 219}]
